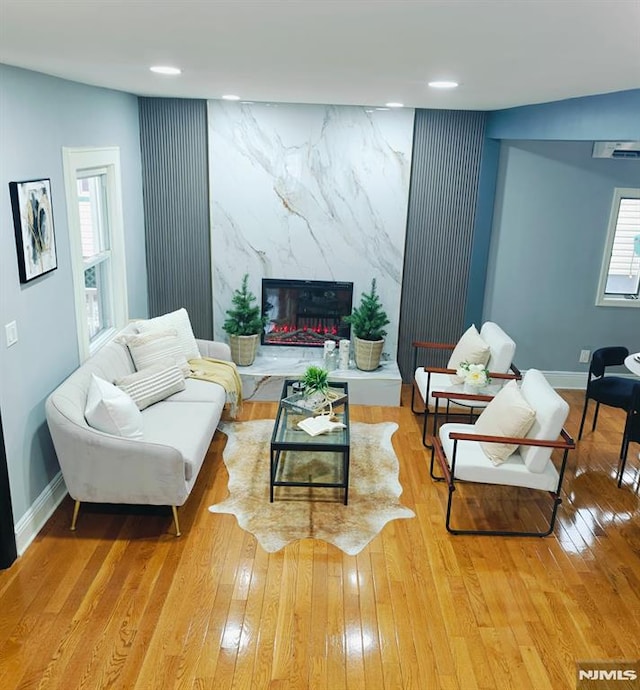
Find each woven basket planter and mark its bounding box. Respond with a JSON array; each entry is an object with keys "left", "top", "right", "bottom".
[
  {"left": 229, "top": 334, "right": 260, "bottom": 366},
  {"left": 353, "top": 337, "right": 384, "bottom": 371}
]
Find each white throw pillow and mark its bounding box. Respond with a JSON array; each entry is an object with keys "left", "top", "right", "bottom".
[
  {"left": 85, "top": 374, "right": 143, "bottom": 439},
  {"left": 135, "top": 308, "right": 200, "bottom": 361},
  {"left": 473, "top": 380, "right": 536, "bottom": 465},
  {"left": 121, "top": 329, "right": 190, "bottom": 375},
  {"left": 116, "top": 364, "right": 186, "bottom": 410},
  {"left": 447, "top": 325, "right": 491, "bottom": 383}
]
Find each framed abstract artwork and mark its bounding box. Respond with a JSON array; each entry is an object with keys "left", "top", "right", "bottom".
[{"left": 9, "top": 178, "right": 58, "bottom": 283}]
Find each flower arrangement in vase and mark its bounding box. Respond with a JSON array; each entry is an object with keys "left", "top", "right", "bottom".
[{"left": 456, "top": 361, "right": 491, "bottom": 392}]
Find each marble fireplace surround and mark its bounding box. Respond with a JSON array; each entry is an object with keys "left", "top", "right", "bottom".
[{"left": 207, "top": 100, "right": 415, "bottom": 375}]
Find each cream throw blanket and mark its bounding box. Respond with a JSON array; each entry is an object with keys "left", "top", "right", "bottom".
[{"left": 188, "top": 358, "right": 243, "bottom": 418}]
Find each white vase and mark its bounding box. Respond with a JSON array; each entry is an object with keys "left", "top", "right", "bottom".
[{"left": 463, "top": 381, "right": 485, "bottom": 394}]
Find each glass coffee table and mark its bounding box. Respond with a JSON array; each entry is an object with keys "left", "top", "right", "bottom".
[{"left": 270, "top": 379, "right": 350, "bottom": 504}]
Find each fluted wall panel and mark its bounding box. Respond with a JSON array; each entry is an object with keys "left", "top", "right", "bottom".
[
  {"left": 138, "top": 99, "right": 213, "bottom": 338},
  {"left": 397, "top": 110, "right": 487, "bottom": 380}
]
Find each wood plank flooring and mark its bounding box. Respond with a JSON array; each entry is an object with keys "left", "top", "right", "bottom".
[{"left": 0, "top": 387, "right": 639, "bottom": 689}]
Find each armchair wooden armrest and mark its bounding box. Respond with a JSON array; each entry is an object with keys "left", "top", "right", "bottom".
[
  {"left": 432, "top": 390, "right": 494, "bottom": 404},
  {"left": 412, "top": 340, "right": 457, "bottom": 351},
  {"left": 422, "top": 365, "right": 457, "bottom": 375},
  {"left": 421, "top": 363, "right": 521, "bottom": 380},
  {"left": 448, "top": 428, "right": 575, "bottom": 450}
]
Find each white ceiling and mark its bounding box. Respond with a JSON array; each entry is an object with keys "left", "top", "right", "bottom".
[{"left": 1, "top": 0, "right": 639, "bottom": 111}]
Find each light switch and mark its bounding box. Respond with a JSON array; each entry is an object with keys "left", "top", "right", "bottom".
[{"left": 5, "top": 321, "right": 18, "bottom": 347}]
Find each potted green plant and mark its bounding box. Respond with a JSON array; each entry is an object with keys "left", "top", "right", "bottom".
[
  {"left": 301, "top": 365, "right": 329, "bottom": 395},
  {"left": 343, "top": 278, "right": 390, "bottom": 371},
  {"left": 223, "top": 273, "right": 267, "bottom": 366}
]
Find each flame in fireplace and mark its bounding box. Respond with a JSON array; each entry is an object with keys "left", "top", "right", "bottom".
[{"left": 264, "top": 319, "right": 340, "bottom": 345}]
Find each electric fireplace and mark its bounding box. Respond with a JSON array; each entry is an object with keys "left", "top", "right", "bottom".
[{"left": 262, "top": 278, "right": 353, "bottom": 347}]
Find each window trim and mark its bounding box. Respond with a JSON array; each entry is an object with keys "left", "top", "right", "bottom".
[
  {"left": 62, "top": 147, "right": 129, "bottom": 361},
  {"left": 595, "top": 187, "right": 640, "bottom": 309}
]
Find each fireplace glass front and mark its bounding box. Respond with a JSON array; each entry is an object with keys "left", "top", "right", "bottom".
[{"left": 262, "top": 279, "right": 353, "bottom": 347}]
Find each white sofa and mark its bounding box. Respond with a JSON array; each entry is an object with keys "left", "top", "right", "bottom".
[{"left": 45, "top": 315, "right": 232, "bottom": 536}]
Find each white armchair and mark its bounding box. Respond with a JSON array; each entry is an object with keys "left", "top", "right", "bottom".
[
  {"left": 412, "top": 322, "right": 520, "bottom": 446},
  {"left": 431, "top": 369, "right": 575, "bottom": 536}
]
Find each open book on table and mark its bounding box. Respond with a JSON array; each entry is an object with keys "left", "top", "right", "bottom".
[{"left": 297, "top": 415, "right": 347, "bottom": 437}]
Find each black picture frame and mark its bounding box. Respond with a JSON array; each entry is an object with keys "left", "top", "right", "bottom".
[{"left": 9, "top": 178, "right": 58, "bottom": 283}]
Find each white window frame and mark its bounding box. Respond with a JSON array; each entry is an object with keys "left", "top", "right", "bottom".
[
  {"left": 62, "top": 147, "right": 129, "bottom": 361},
  {"left": 596, "top": 187, "right": 640, "bottom": 308}
]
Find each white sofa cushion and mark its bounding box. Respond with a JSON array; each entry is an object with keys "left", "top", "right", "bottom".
[
  {"left": 168, "top": 377, "right": 228, "bottom": 404},
  {"left": 85, "top": 374, "right": 143, "bottom": 439},
  {"left": 439, "top": 422, "right": 559, "bottom": 491},
  {"left": 121, "top": 329, "right": 190, "bottom": 375},
  {"left": 519, "top": 369, "right": 570, "bottom": 473},
  {"left": 447, "top": 325, "right": 490, "bottom": 382},
  {"left": 136, "top": 308, "right": 200, "bottom": 361},
  {"left": 142, "top": 400, "right": 223, "bottom": 485},
  {"left": 479, "top": 321, "right": 516, "bottom": 374},
  {"left": 115, "top": 364, "right": 186, "bottom": 410},
  {"left": 473, "top": 380, "right": 536, "bottom": 465}
]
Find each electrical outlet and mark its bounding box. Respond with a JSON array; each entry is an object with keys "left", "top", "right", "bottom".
[
  {"left": 5, "top": 321, "right": 18, "bottom": 347},
  {"left": 579, "top": 349, "right": 591, "bottom": 363}
]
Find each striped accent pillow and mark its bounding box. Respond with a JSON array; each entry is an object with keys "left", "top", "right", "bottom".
[
  {"left": 120, "top": 329, "right": 190, "bottom": 375},
  {"left": 115, "top": 364, "right": 186, "bottom": 410},
  {"left": 135, "top": 308, "right": 201, "bottom": 361}
]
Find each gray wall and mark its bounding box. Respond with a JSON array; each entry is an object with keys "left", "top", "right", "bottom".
[
  {"left": 484, "top": 140, "right": 639, "bottom": 371},
  {"left": 0, "top": 64, "right": 147, "bottom": 527},
  {"left": 139, "top": 99, "right": 213, "bottom": 338},
  {"left": 487, "top": 89, "right": 640, "bottom": 141},
  {"left": 397, "top": 110, "right": 487, "bottom": 379}
]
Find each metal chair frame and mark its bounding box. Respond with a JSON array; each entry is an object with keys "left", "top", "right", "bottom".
[
  {"left": 411, "top": 339, "right": 521, "bottom": 448},
  {"left": 578, "top": 346, "right": 634, "bottom": 440},
  {"left": 618, "top": 382, "right": 640, "bottom": 488},
  {"left": 431, "top": 424, "right": 575, "bottom": 537}
]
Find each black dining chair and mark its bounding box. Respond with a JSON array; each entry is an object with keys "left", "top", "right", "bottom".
[
  {"left": 578, "top": 347, "right": 635, "bottom": 441},
  {"left": 618, "top": 382, "right": 640, "bottom": 488}
]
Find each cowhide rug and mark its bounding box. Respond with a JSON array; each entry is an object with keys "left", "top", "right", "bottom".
[{"left": 209, "top": 419, "right": 414, "bottom": 555}]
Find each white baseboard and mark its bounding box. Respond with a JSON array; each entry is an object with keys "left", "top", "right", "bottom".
[
  {"left": 540, "top": 370, "right": 635, "bottom": 390},
  {"left": 14, "top": 471, "right": 68, "bottom": 556},
  {"left": 542, "top": 371, "right": 588, "bottom": 389}
]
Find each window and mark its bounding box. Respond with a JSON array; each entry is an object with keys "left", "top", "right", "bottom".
[
  {"left": 596, "top": 188, "right": 640, "bottom": 308},
  {"left": 63, "top": 148, "right": 128, "bottom": 360}
]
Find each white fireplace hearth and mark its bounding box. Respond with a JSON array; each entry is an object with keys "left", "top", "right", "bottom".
[{"left": 237, "top": 353, "right": 402, "bottom": 406}]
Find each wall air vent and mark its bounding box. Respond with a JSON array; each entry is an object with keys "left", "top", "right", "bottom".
[{"left": 592, "top": 141, "right": 640, "bottom": 159}]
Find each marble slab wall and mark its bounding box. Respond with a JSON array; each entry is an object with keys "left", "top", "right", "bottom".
[{"left": 207, "top": 101, "right": 414, "bottom": 360}]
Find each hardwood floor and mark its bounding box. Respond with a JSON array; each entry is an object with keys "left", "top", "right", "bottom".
[{"left": 1, "top": 387, "right": 639, "bottom": 689}]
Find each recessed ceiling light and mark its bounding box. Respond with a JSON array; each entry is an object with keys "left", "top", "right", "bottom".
[
  {"left": 150, "top": 65, "right": 181, "bottom": 75},
  {"left": 385, "top": 102, "right": 404, "bottom": 108},
  {"left": 375, "top": 107, "right": 390, "bottom": 111},
  {"left": 222, "top": 94, "right": 241, "bottom": 101},
  {"left": 428, "top": 80, "right": 459, "bottom": 89}
]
